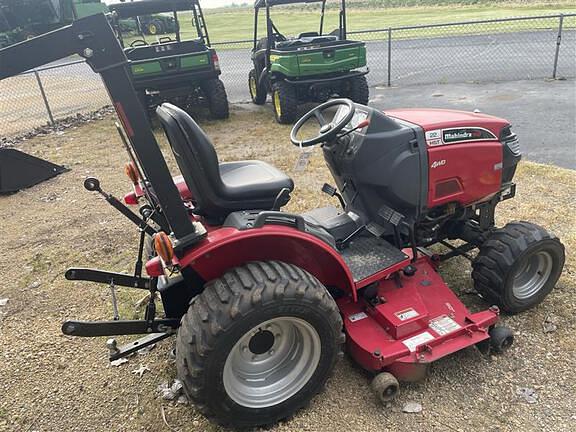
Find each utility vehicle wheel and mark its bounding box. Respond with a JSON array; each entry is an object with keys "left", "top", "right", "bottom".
[
  {"left": 347, "top": 75, "right": 369, "bottom": 105},
  {"left": 147, "top": 21, "right": 163, "bottom": 35},
  {"left": 371, "top": 372, "right": 399, "bottom": 404},
  {"left": 272, "top": 81, "right": 297, "bottom": 124},
  {"left": 249, "top": 69, "right": 267, "bottom": 105},
  {"left": 202, "top": 78, "right": 229, "bottom": 119},
  {"left": 472, "top": 221, "right": 565, "bottom": 314},
  {"left": 489, "top": 326, "right": 514, "bottom": 354},
  {"left": 176, "top": 261, "right": 344, "bottom": 428}
]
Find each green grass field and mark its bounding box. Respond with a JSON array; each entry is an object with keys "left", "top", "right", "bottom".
[
  {"left": 122, "top": 2, "right": 574, "bottom": 47},
  {"left": 197, "top": 3, "right": 575, "bottom": 42}
]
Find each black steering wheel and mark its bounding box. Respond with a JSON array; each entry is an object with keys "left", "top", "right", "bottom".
[
  {"left": 130, "top": 39, "right": 148, "bottom": 47},
  {"left": 290, "top": 99, "right": 355, "bottom": 147}
]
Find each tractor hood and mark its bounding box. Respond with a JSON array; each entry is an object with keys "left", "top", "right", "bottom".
[{"left": 385, "top": 108, "right": 510, "bottom": 139}]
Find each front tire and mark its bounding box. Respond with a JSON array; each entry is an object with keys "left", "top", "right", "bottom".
[
  {"left": 202, "top": 78, "right": 229, "bottom": 119},
  {"left": 472, "top": 221, "right": 565, "bottom": 314},
  {"left": 249, "top": 69, "right": 267, "bottom": 105},
  {"left": 272, "top": 81, "right": 298, "bottom": 124},
  {"left": 176, "top": 261, "right": 343, "bottom": 428}
]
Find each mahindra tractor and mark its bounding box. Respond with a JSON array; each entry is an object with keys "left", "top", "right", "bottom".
[
  {"left": 0, "top": 14, "right": 565, "bottom": 429},
  {"left": 250, "top": 0, "right": 369, "bottom": 123},
  {"left": 109, "top": 0, "right": 229, "bottom": 119}
]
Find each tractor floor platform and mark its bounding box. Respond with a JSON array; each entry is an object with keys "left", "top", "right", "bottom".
[{"left": 341, "top": 235, "right": 409, "bottom": 283}]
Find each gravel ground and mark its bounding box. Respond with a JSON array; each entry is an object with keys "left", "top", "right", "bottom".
[{"left": 0, "top": 105, "right": 574, "bottom": 432}]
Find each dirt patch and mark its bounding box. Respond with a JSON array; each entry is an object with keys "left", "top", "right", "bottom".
[{"left": 0, "top": 106, "right": 574, "bottom": 432}]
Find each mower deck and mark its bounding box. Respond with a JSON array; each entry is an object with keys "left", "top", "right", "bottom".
[{"left": 339, "top": 256, "right": 499, "bottom": 380}]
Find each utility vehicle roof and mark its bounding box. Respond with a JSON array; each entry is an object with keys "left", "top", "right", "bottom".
[
  {"left": 254, "top": 0, "right": 327, "bottom": 9},
  {"left": 109, "top": 0, "right": 199, "bottom": 18}
]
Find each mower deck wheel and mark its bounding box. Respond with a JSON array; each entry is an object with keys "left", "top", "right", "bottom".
[
  {"left": 370, "top": 372, "right": 400, "bottom": 404},
  {"left": 175, "top": 261, "right": 344, "bottom": 428},
  {"left": 472, "top": 221, "right": 565, "bottom": 314},
  {"left": 489, "top": 326, "right": 514, "bottom": 354}
]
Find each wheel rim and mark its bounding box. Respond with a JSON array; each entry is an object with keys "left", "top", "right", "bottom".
[
  {"left": 223, "top": 317, "right": 321, "bottom": 408},
  {"left": 149, "top": 24, "right": 157, "bottom": 34},
  {"left": 512, "top": 251, "right": 553, "bottom": 299},
  {"left": 273, "top": 91, "right": 282, "bottom": 117},
  {"left": 249, "top": 76, "right": 257, "bottom": 98}
]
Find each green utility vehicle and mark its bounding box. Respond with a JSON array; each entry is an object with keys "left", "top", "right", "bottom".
[
  {"left": 249, "top": 0, "right": 369, "bottom": 123},
  {"left": 109, "top": 0, "right": 229, "bottom": 119}
]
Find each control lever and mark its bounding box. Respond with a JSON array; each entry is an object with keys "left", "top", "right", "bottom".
[
  {"left": 84, "top": 177, "right": 157, "bottom": 236},
  {"left": 271, "top": 187, "right": 291, "bottom": 211},
  {"left": 337, "top": 119, "right": 370, "bottom": 139},
  {"left": 321, "top": 183, "right": 346, "bottom": 209}
]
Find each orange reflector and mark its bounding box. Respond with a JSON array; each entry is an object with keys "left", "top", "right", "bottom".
[
  {"left": 154, "top": 232, "right": 174, "bottom": 264},
  {"left": 124, "top": 162, "right": 140, "bottom": 185}
]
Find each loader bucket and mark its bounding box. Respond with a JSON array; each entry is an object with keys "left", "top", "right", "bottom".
[{"left": 0, "top": 148, "right": 68, "bottom": 194}]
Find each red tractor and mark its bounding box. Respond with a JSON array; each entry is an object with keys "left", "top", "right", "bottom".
[{"left": 0, "top": 14, "right": 565, "bottom": 429}]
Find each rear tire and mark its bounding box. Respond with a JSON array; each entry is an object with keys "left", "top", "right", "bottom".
[
  {"left": 202, "top": 78, "right": 230, "bottom": 119},
  {"left": 249, "top": 69, "right": 267, "bottom": 105},
  {"left": 472, "top": 221, "right": 565, "bottom": 314},
  {"left": 176, "top": 261, "right": 344, "bottom": 428},
  {"left": 272, "top": 81, "right": 298, "bottom": 124},
  {"left": 346, "top": 75, "right": 369, "bottom": 105}
]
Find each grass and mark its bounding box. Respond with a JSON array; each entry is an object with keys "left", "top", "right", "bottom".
[
  {"left": 196, "top": 3, "right": 575, "bottom": 42},
  {"left": 0, "top": 107, "right": 574, "bottom": 431}
]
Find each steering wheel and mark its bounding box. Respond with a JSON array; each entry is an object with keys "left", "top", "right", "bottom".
[
  {"left": 290, "top": 99, "right": 355, "bottom": 147},
  {"left": 130, "top": 39, "right": 148, "bottom": 47}
]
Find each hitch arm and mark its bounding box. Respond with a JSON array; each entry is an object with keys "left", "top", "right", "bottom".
[
  {"left": 65, "top": 268, "right": 153, "bottom": 290},
  {"left": 62, "top": 319, "right": 180, "bottom": 337}
]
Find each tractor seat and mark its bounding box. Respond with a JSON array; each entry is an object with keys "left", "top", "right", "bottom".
[{"left": 156, "top": 103, "right": 294, "bottom": 220}]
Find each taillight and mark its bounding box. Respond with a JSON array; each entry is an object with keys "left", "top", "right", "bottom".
[
  {"left": 125, "top": 161, "right": 140, "bottom": 185},
  {"left": 154, "top": 232, "right": 174, "bottom": 264},
  {"left": 212, "top": 52, "right": 220, "bottom": 71},
  {"left": 145, "top": 256, "right": 163, "bottom": 277}
]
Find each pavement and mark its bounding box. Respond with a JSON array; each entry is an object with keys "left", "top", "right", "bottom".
[
  {"left": 370, "top": 79, "right": 576, "bottom": 170},
  {"left": 218, "top": 29, "right": 576, "bottom": 102}
]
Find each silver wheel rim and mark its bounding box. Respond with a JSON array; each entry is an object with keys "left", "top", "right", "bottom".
[
  {"left": 223, "top": 317, "right": 321, "bottom": 408},
  {"left": 512, "top": 251, "right": 553, "bottom": 300}
]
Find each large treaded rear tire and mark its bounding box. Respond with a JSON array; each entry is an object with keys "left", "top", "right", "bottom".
[
  {"left": 176, "top": 261, "right": 344, "bottom": 429},
  {"left": 472, "top": 221, "right": 565, "bottom": 314},
  {"left": 272, "top": 81, "right": 298, "bottom": 124},
  {"left": 347, "top": 75, "right": 369, "bottom": 105},
  {"left": 249, "top": 69, "right": 267, "bottom": 105},
  {"left": 202, "top": 78, "right": 230, "bottom": 119}
]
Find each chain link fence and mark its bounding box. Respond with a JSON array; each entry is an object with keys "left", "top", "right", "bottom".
[{"left": 1, "top": 13, "right": 574, "bottom": 137}]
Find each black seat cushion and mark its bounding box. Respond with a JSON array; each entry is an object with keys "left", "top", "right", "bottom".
[{"left": 156, "top": 103, "right": 294, "bottom": 219}]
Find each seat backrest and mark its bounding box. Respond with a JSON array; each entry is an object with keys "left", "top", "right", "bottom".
[{"left": 156, "top": 103, "right": 224, "bottom": 216}]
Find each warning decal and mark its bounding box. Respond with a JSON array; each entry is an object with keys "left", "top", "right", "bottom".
[
  {"left": 429, "top": 315, "right": 461, "bottom": 336},
  {"left": 348, "top": 312, "right": 368, "bottom": 322},
  {"left": 395, "top": 308, "right": 419, "bottom": 321},
  {"left": 402, "top": 331, "right": 435, "bottom": 352}
]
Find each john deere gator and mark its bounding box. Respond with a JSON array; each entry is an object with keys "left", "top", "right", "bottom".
[
  {"left": 109, "top": 0, "right": 229, "bottom": 120},
  {"left": 249, "top": 0, "right": 369, "bottom": 123}
]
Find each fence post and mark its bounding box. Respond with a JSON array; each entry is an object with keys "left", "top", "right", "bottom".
[
  {"left": 33, "top": 69, "right": 55, "bottom": 126},
  {"left": 387, "top": 27, "right": 392, "bottom": 87},
  {"left": 552, "top": 14, "right": 564, "bottom": 79}
]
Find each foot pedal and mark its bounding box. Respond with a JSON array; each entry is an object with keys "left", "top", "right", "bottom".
[
  {"left": 322, "top": 183, "right": 345, "bottom": 208},
  {"left": 322, "top": 183, "right": 337, "bottom": 196},
  {"left": 366, "top": 221, "right": 386, "bottom": 237},
  {"left": 378, "top": 204, "right": 404, "bottom": 226}
]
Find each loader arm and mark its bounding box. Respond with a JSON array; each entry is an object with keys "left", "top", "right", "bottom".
[{"left": 0, "top": 13, "right": 203, "bottom": 249}]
